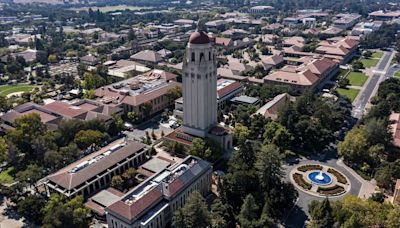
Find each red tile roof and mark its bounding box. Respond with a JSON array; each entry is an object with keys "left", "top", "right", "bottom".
[
  {"left": 215, "top": 37, "right": 232, "bottom": 46},
  {"left": 107, "top": 186, "right": 163, "bottom": 221},
  {"left": 217, "top": 81, "right": 243, "bottom": 99}
]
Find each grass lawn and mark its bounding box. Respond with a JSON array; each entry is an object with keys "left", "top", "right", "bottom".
[
  {"left": 0, "top": 84, "right": 37, "bottom": 96},
  {"left": 361, "top": 58, "right": 379, "bottom": 68},
  {"left": 336, "top": 88, "right": 360, "bottom": 102},
  {"left": 394, "top": 71, "right": 400, "bottom": 79},
  {"left": 372, "top": 51, "right": 383, "bottom": 59},
  {"left": 0, "top": 167, "right": 15, "bottom": 184},
  {"left": 347, "top": 72, "right": 368, "bottom": 87}
]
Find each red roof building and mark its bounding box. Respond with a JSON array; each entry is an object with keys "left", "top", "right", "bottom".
[{"left": 105, "top": 156, "right": 212, "bottom": 228}]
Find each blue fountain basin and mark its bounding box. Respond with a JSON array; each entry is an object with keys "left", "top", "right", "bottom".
[{"left": 308, "top": 171, "right": 332, "bottom": 186}]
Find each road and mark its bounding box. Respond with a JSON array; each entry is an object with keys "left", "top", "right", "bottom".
[{"left": 352, "top": 51, "right": 394, "bottom": 118}]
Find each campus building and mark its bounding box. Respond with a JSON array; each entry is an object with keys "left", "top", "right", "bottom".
[
  {"left": 95, "top": 69, "right": 181, "bottom": 116},
  {"left": 44, "top": 139, "right": 150, "bottom": 198},
  {"left": 105, "top": 156, "right": 212, "bottom": 228},
  {"left": 0, "top": 99, "right": 122, "bottom": 132}
]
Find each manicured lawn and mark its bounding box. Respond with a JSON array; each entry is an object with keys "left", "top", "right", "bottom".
[
  {"left": 361, "top": 58, "right": 379, "bottom": 68},
  {"left": 347, "top": 72, "right": 368, "bottom": 87},
  {"left": 0, "top": 167, "right": 15, "bottom": 184},
  {"left": 0, "top": 84, "right": 37, "bottom": 96},
  {"left": 394, "top": 71, "right": 400, "bottom": 79},
  {"left": 372, "top": 51, "right": 383, "bottom": 59},
  {"left": 336, "top": 88, "right": 360, "bottom": 102}
]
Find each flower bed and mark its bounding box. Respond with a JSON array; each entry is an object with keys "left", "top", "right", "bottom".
[
  {"left": 317, "top": 185, "right": 345, "bottom": 196},
  {"left": 297, "top": 164, "right": 323, "bottom": 172},
  {"left": 328, "top": 168, "right": 347, "bottom": 184},
  {"left": 293, "top": 173, "right": 312, "bottom": 190}
]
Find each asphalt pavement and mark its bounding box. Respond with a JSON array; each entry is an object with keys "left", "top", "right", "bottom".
[{"left": 352, "top": 51, "right": 393, "bottom": 119}]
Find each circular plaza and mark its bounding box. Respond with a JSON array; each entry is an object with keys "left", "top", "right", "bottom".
[{"left": 290, "top": 164, "right": 350, "bottom": 197}]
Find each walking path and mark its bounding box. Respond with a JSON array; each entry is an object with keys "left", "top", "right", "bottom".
[{"left": 336, "top": 158, "right": 376, "bottom": 199}]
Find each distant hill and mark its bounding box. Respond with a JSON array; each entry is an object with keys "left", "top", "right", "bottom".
[{"left": 12, "top": 0, "right": 80, "bottom": 4}]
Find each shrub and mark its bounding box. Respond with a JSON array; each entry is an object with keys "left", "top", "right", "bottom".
[
  {"left": 297, "top": 165, "right": 323, "bottom": 172},
  {"left": 328, "top": 168, "right": 347, "bottom": 184},
  {"left": 317, "top": 185, "right": 345, "bottom": 195},
  {"left": 293, "top": 173, "right": 312, "bottom": 190}
]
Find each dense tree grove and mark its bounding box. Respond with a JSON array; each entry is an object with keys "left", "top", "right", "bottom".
[
  {"left": 308, "top": 195, "right": 400, "bottom": 228},
  {"left": 361, "top": 23, "right": 400, "bottom": 49},
  {"left": 339, "top": 78, "right": 400, "bottom": 190},
  {"left": 278, "top": 92, "right": 352, "bottom": 153},
  {"left": 218, "top": 142, "right": 298, "bottom": 226}
]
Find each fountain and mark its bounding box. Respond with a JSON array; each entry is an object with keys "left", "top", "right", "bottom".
[
  {"left": 308, "top": 170, "right": 332, "bottom": 185},
  {"left": 315, "top": 171, "right": 325, "bottom": 181}
]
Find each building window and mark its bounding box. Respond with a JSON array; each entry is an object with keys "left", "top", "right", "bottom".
[
  {"left": 209, "top": 52, "right": 211, "bottom": 60},
  {"left": 191, "top": 52, "right": 195, "bottom": 61},
  {"left": 200, "top": 52, "right": 204, "bottom": 61}
]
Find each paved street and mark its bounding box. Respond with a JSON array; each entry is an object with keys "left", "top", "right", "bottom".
[
  {"left": 384, "top": 64, "right": 400, "bottom": 80},
  {"left": 352, "top": 51, "right": 394, "bottom": 118}
]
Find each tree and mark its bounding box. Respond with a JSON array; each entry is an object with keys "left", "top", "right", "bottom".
[
  {"left": 42, "top": 194, "right": 90, "bottom": 228},
  {"left": 122, "top": 168, "right": 137, "bottom": 181},
  {"left": 210, "top": 199, "right": 228, "bottom": 228},
  {"left": 141, "top": 102, "right": 153, "bottom": 118},
  {"left": 74, "top": 130, "right": 104, "bottom": 149},
  {"left": 308, "top": 198, "right": 334, "bottom": 228},
  {"left": 263, "top": 121, "right": 292, "bottom": 150},
  {"left": 352, "top": 60, "right": 364, "bottom": 71},
  {"left": 338, "top": 77, "right": 349, "bottom": 88},
  {"left": 237, "top": 194, "right": 260, "bottom": 228},
  {"left": 188, "top": 138, "right": 208, "bottom": 159},
  {"left": 255, "top": 144, "right": 283, "bottom": 189},
  {"left": 48, "top": 54, "right": 57, "bottom": 63},
  {"left": 82, "top": 89, "right": 96, "bottom": 99},
  {"left": 82, "top": 72, "right": 106, "bottom": 90},
  {"left": 16, "top": 195, "right": 46, "bottom": 224},
  {"left": 374, "top": 165, "right": 393, "bottom": 189},
  {"left": 127, "top": 28, "right": 136, "bottom": 41},
  {"left": 338, "top": 126, "right": 369, "bottom": 163},
  {"left": 363, "top": 51, "right": 372, "bottom": 59},
  {"left": 0, "top": 137, "right": 8, "bottom": 163},
  {"left": 111, "top": 175, "right": 123, "bottom": 189},
  {"left": 172, "top": 191, "right": 211, "bottom": 228},
  {"left": 16, "top": 164, "right": 43, "bottom": 191},
  {"left": 234, "top": 123, "right": 250, "bottom": 144},
  {"left": 0, "top": 95, "right": 11, "bottom": 112},
  {"left": 166, "top": 86, "right": 182, "bottom": 102},
  {"left": 127, "top": 111, "right": 141, "bottom": 124}
]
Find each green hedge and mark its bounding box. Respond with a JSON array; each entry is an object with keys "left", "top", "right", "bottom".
[
  {"left": 293, "top": 173, "right": 312, "bottom": 190},
  {"left": 297, "top": 164, "right": 323, "bottom": 172},
  {"left": 317, "top": 185, "right": 345, "bottom": 195},
  {"left": 328, "top": 168, "right": 347, "bottom": 184}
]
